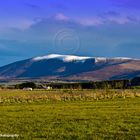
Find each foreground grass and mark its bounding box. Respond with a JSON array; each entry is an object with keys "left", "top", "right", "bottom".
[{"left": 0, "top": 90, "right": 140, "bottom": 139}]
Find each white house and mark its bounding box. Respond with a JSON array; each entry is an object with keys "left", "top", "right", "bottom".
[
  {"left": 46, "top": 86, "right": 52, "bottom": 90},
  {"left": 23, "top": 88, "right": 33, "bottom": 91}
]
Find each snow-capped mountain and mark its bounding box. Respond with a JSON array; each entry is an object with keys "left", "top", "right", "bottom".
[
  {"left": 33, "top": 54, "right": 92, "bottom": 62},
  {"left": 0, "top": 54, "right": 140, "bottom": 81},
  {"left": 33, "top": 54, "right": 133, "bottom": 63}
]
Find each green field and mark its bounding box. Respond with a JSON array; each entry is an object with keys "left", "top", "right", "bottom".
[{"left": 0, "top": 90, "right": 140, "bottom": 139}]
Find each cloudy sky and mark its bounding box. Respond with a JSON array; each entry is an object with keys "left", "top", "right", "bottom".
[{"left": 0, "top": 0, "right": 140, "bottom": 66}]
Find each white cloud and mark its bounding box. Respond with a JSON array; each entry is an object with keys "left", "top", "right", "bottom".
[
  {"left": 78, "top": 17, "right": 103, "bottom": 26},
  {"left": 0, "top": 18, "right": 35, "bottom": 31},
  {"left": 77, "top": 16, "right": 138, "bottom": 26},
  {"left": 55, "top": 13, "right": 69, "bottom": 21}
]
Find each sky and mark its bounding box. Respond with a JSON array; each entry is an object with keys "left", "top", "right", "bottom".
[{"left": 0, "top": 0, "right": 140, "bottom": 66}]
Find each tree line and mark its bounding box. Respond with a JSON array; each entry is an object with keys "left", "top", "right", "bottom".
[{"left": 13, "top": 77, "right": 140, "bottom": 89}]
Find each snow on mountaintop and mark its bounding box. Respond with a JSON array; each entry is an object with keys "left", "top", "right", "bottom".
[
  {"left": 33, "top": 54, "right": 92, "bottom": 62},
  {"left": 33, "top": 54, "right": 134, "bottom": 63}
]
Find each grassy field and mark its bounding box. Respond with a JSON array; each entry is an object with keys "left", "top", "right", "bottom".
[{"left": 0, "top": 89, "right": 140, "bottom": 139}]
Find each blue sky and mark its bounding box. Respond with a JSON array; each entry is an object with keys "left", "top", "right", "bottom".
[{"left": 0, "top": 0, "right": 140, "bottom": 66}]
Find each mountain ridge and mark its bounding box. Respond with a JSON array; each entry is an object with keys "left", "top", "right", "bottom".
[{"left": 0, "top": 54, "right": 140, "bottom": 81}]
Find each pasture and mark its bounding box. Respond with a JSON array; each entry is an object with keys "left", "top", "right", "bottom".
[{"left": 0, "top": 89, "right": 140, "bottom": 139}]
